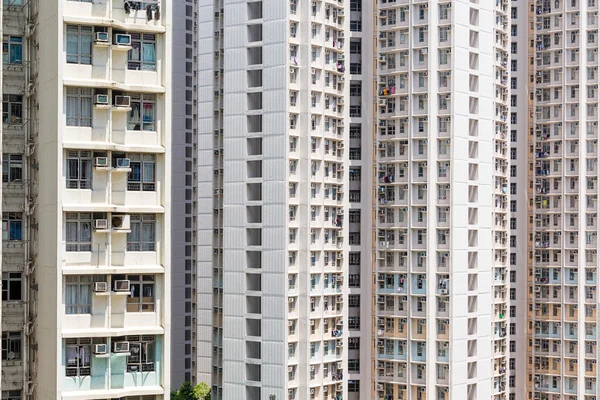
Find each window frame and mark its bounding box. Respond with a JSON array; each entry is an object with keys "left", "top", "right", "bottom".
[
  {"left": 2, "top": 272, "right": 22, "bottom": 302},
  {"left": 127, "top": 214, "right": 156, "bottom": 251},
  {"left": 66, "top": 25, "right": 93, "bottom": 65},
  {"left": 65, "top": 337, "right": 91, "bottom": 377},
  {"left": 66, "top": 87, "right": 93, "bottom": 127},
  {"left": 1, "top": 332, "right": 21, "bottom": 361},
  {"left": 3, "top": 36, "right": 23, "bottom": 65},
  {"left": 2, "top": 154, "right": 23, "bottom": 183},
  {"left": 127, "top": 154, "right": 156, "bottom": 191},
  {"left": 2, "top": 95, "right": 23, "bottom": 125},
  {"left": 65, "top": 213, "right": 93, "bottom": 252},
  {"left": 2, "top": 212, "right": 22, "bottom": 241},
  {"left": 122, "top": 274, "right": 155, "bottom": 312},
  {"left": 120, "top": 335, "right": 156, "bottom": 373},
  {"left": 127, "top": 93, "right": 156, "bottom": 131},
  {"left": 128, "top": 33, "right": 157, "bottom": 71},
  {"left": 64, "top": 275, "right": 104, "bottom": 314},
  {"left": 65, "top": 150, "right": 93, "bottom": 189}
]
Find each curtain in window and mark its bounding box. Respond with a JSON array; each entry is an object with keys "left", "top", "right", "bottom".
[
  {"left": 80, "top": 96, "right": 92, "bottom": 127},
  {"left": 65, "top": 282, "right": 78, "bottom": 314},
  {"left": 78, "top": 283, "right": 91, "bottom": 313},
  {"left": 9, "top": 41, "right": 22, "bottom": 64},
  {"left": 142, "top": 43, "right": 156, "bottom": 70},
  {"left": 142, "top": 222, "right": 155, "bottom": 251},
  {"left": 128, "top": 222, "right": 141, "bottom": 251},
  {"left": 66, "top": 346, "right": 78, "bottom": 365},
  {"left": 142, "top": 102, "right": 154, "bottom": 123},
  {"left": 66, "top": 32, "right": 79, "bottom": 64},
  {"left": 128, "top": 103, "right": 141, "bottom": 130},
  {"left": 65, "top": 221, "right": 79, "bottom": 251},
  {"left": 129, "top": 162, "right": 141, "bottom": 182},
  {"left": 80, "top": 346, "right": 91, "bottom": 366},
  {"left": 9, "top": 221, "right": 21, "bottom": 240},
  {"left": 66, "top": 95, "right": 79, "bottom": 126},
  {"left": 142, "top": 162, "right": 154, "bottom": 183},
  {"left": 80, "top": 34, "right": 92, "bottom": 64},
  {"left": 80, "top": 221, "right": 92, "bottom": 251}
]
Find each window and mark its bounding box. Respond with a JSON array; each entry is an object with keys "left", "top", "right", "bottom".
[
  {"left": 128, "top": 154, "right": 156, "bottom": 191},
  {"left": 3, "top": 0, "right": 24, "bottom": 5},
  {"left": 128, "top": 94, "right": 156, "bottom": 131},
  {"left": 2, "top": 154, "right": 22, "bottom": 183},
  {"left": 65, "top": 338, "right": 91, "bottom": 376},
  {"left": 348, "top": 337, "right": 360, "bottom": 350},
  {"left": 127, "top": 214, "right": 156, "bottom": 251},
  {"left": 66, "top": 150, "right": 92, "bottom": 189},
  {"left": 2, "top": 95, "right": 22, "bottom": 124},
  {"left": 65, "top": 275, "right": 95, "bottom": 314},
  {"left": 3, "top": 36, "right": 22, "bottom": 65},
  {"left": 66, "top": 87, "right": 93, "bottom": 127},
  {"left": 2, "top": 273, "right": 21, "bottom": 301},
  {"left": 2, "top": 332, "right": 21, "bottom": 361},
  {"left": 349, "top": 40, "right": 361, "bottom": 54},
  {"left": 348, "top": 359, "right": 360, "bottom": 372},
  {"left": 119, "top": 274, "right": 155, "bottom": 312},
  {"left": 2, "top": 212, "right": 22, "bottom": 241},
  {"left": 66, "top": 25, "right": 92, "bottom": 65},
  {"left": 1, "top": 391, "right": 22, "bottom": 400},
  {"left": 128, "top": 33, "right": 156, "bottom": 71},
  {"left": 348, "top": 380, "right": 360, "bottom": 392},
  {"left": 350, "top": 20, "right": 361, "bottom": 32},
  {"left": 118, "top": 335, "right": 155, "bottom": 372},
  {"left": 65, "top": 213, "right": 92, "bottom": 252}
]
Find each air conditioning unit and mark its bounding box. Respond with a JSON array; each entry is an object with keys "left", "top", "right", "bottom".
[
  {"left": 337, "top": 361, "right": 343, "bottom": 369},
  {"left": 94, "top": 219, "right": 108, "bottom": 230},
  {"left": 93, "top": 344, "right": 107, "bottom": 354},
  {"left": 94, "top": 157, "right": 109, "bottom": 168},
  {"left": 113, "top": 341, "right": 130, "bottom": 353},
  {"left": 114, "top": 279, "right": 131, "bottom": 292},
  {"left": 111, "top": 215, "right": 131, "bottom": 230},
  {"left": 94, "top": 94, "right": 109, "bottom": 105},
  {"left": 114, "top": 33, "right": 132, "bottom": 46},
  {"left": 116, "top": 158, "right": 131, "bottom": 168},
  {"left": 93, "top": 282, "right": 108, "bottom": 292},
  {"left": 114, "top": 95, "right": 131, "bottom": 107},
  {"left": 95, "top": 32, "right": 109, "bottom": 43},
  {"left": 310, "top": 388, "right": 315, "bottom": 395}
]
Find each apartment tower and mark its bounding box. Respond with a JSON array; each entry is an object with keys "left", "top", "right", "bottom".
[
  {"left": 1, "top": 0, "right": 172, "bottom": 399},
  {"left": 194, "top": 0, "right": 374, "bottom": 396},
  {"left": 531, "top": 0, "right": 600, "bottom": 398},
  {"left": 374, "top": 0, "right": 510, "bottom": 399}
]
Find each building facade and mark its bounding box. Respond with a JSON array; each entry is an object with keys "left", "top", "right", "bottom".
[{"left": 1, "top": 0, "right": 172, "bottom": 399}]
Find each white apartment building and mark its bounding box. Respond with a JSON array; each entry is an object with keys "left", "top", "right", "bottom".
[
  {"left": 195, "top": 0, "right": 373, "bottom": 397},
  {"left": 531, "top": 0, "right": 600, "bottom": 398},
  {"left": 374, "top": 0, "right": 510, "bottom": 399},
  {"left": 1, "top": 0, "right": 172, "bottom": 399}
]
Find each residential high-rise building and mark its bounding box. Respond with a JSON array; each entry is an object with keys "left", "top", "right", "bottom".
[
  {"left": 530, "top": 0, "right": 600, "bottom": 399},
  {"left": 1, "top": 0, "right": 172, "bottom": 399},
  {"left": 374, "top": 0, "right": 510, "bottom": 399}
]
